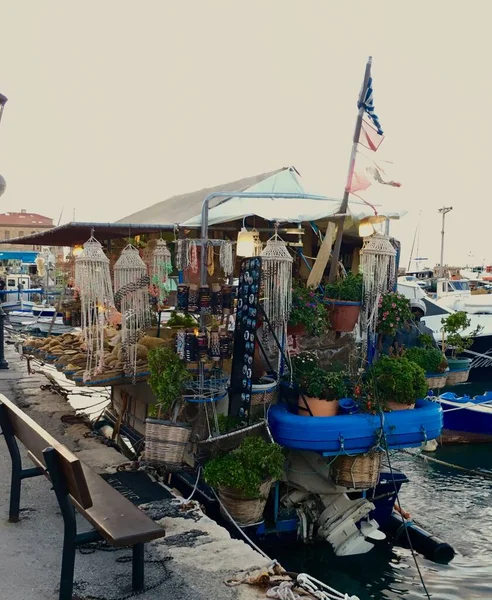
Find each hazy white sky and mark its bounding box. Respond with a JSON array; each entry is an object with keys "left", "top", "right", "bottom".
[{"left": 0, "top": 1, "right": 490, "bottom": 268}]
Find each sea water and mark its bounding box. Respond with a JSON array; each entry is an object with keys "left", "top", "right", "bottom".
[{"left": 270, "top": 441, "right": 492, "bottom": 599}]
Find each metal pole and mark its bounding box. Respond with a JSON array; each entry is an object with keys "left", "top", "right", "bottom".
[
  {"left": 438, "top": 206, "right": 453, "bottom": 278},
  {"left": 0, "top": 93, "right": 8, "bottom": 369},
  {"left": 328, "top": 57, "right": 373, "bottom": 283}
]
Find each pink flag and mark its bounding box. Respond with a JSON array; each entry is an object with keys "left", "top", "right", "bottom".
[{"left": 360, "top": 118, "right": 384, "bottom": 152}]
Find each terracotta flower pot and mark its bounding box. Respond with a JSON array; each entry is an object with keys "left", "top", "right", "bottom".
[
  {"left": 287, "top": 323, "right": 306, "bottom": 336},
  {"left": 386, "top": 401, "right": 415, "bottom": 411},
  {"left": 298, "top": 396, "right": 339, "bottom": 416},
  {"left": 325, "top": 299, "right": 361, "bottom": 332}
]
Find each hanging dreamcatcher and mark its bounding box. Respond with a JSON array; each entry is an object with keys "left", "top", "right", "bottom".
[
  {"left": 219, "top": 240, "right": 234, "bottom": 276},
  {"left": 359, "top": 233, "right": 397, "bottom": 359},
  {"left": 260, "top": 232, "right": 293, "bottom": 353},
  {"left": 74, "top": 237, "right": 115, "bottom": 381},
  {"left": 151, "top": 239, "right": 173, "bottom": 306},
  {"left": 114, "top": 245, "right": 151, "bottom": 376}
]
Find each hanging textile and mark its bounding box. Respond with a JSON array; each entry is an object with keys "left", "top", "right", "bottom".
[
  {"left": 359, "top": 233, "right": 396, "bottom": 361},
  {"left": 260, "top": 234, "right": 293, "bottom": 352},
  {"left": 219, "top": 240, "right": 234, "bottom": 277},
  {"left": 175, "top": 239, "right": 189, "bottom": 271},
  {"left": 74, "top": 237, "right": 115, "bottom": 381},
  {"left": 151, "top": 239, "right": 173, "bottom": 306},
  {"left": 114, "top": 245, "right": 151, "bottom": 376}
]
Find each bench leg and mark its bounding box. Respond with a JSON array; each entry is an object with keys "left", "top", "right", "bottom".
[
  {"left": 59, "top": 530, "right": 76, "bottom": 600},
  {"left": 132, "top": 543, "right": 145, "bottom": 591},
  {"left": 9, "top": 464, "right": 21, "bottom": 523}
]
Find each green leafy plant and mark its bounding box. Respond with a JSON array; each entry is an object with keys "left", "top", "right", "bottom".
[
  {"left": 370, "top": 355, "right": 428, "bottom": 406},
  {"left": 418, "top": 333, "right": 435, "bottom": 349},
  {"left": 441, "top": 311, "right": 482, "bottom": 359},
  {"left": 289, "top": 283, "right": 330, "bottom": 336},
  {"left": 323, "top": 272, "right": 363, "bottom": 302},
  {"left": 147, "top": 347, "right": 189, "bottom": 419},
  {"left": 204, "top": 437, "right": 285, "bottom": 498},
  {"left": 291, "top": 352, "right": 347, "bottom": 401},
  {"left": 290, "top": 351, "right": 318, "bottom": 386},
  {"left": 377, "top": 292, "right": 412, "bottom": 337},
  {"left": 167, "top": 312, "right": 197, "bottom": 328},
  {"left": 404, "top": 347, "right": 448, "bottom": 374}
]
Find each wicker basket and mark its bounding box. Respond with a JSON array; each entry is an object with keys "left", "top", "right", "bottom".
[
  {"left": 219, "top": 478, "right": 273, "bottom": 526},
  {"left": 331, "top": 451, "right": 382, "bottom": 489},
  {"left": 144, "top": 419, "right": 191, "bottom": 466},
  {"left": 251, "top": 377, "right": 278, "bottom": 406},
  {"left": 425, "top": 373, "right": 448, "bottom": 389},
  {"left": 446, "top": 369, "right": 470, "bottom": 385}
]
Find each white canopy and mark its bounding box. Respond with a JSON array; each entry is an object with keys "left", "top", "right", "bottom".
[{"left": 180, "top": 167, "right": 407, "bottom": 227}]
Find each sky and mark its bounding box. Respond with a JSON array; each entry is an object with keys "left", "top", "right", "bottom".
[{"left": 0, "top": 1, "right": 490, "bottom": 268}]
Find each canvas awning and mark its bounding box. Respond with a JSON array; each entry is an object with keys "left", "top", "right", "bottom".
[
  {"left": 180, "top": 169, "right": 407, "bottom": 227},
  {"left": 0, "top": 222, "right": 170, "bottom": 247}
]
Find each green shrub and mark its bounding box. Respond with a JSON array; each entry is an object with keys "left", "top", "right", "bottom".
[
  {"left": 323, "top": 272, "right": 363, "bottom": 302},
  {"left": 405, "top": 347, "right": 448, "bottom": 374},
  {"left": 370, "top": 356, "right": 427, "bottom": 406}
]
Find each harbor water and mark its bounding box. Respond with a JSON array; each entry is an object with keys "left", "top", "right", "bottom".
[{"left": 271, "top": 443, "right": 492, "bottom": 600}]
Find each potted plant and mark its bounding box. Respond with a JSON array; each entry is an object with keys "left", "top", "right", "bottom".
[
  {"left": 405, "top": 346, "right": 449, "bottom": 390},
  {"left": 441, "top": 311, "right": 482, "bottom": 384},
  {"left": 204, "top": 436, "right": 285, "bottom": 526},
  {"left": 291, "top": 352, "right": 347, "bottom": 416},
  {"left": 370, "top": 355, "right": 428, "bottom": 411},
  {"left": 323, "top": 272, "right": 363, "bottom": 332},
  {"left": 145, "top": 346, "right": 191, "bottom": 466},
  {"left": 288, "top": 283, "right": 330, "bottom": 336}
]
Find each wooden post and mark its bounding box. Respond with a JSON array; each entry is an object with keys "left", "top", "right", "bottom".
[
  {"left": 328, "top": 57, "right": 373, "bottom": 283},
  {"left": 307, "top": 222, "right": 337, "bottom": 289}
]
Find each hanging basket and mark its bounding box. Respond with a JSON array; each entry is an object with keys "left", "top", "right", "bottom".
[
  {"left": 325, "top": 299, "right": 361, "bottom": 332},
  {"left": 251, "top": 377, "right": 278, "bottom": 406},
  {"left": 425, "top": 372, "right": 448, "bottom": 389},
  {"left": 446, "top": 369, "right": 471, "bottom": 385},
  {"left": 144, "top": 419, "right": 191, "bottom": 466},
  {"left": 218, "top": 479, "right": 273, "bottom": 526},
  {"left": 331, "top": 451, "right": 382, "bottom": 489}
]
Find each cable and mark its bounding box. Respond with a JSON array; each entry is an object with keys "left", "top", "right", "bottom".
[{"left": 371, "top": 382, "right": 431, "bottom": 600}]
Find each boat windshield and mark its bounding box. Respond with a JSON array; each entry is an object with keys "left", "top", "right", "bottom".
[{"left": 449, "top": 280, "right": 470, "bottom": 291}]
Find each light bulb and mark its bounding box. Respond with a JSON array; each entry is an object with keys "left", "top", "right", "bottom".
[
  {"left": 358, "top": 221, "right": 375, "bottom": 237},
  {"left": 236, "top": 227, "right": 255, "bottom": 257},
  {"left": 73, "top": 245, "right": 84, "bottom": 257}
]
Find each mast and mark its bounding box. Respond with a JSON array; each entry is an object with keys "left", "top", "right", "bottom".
[
  {"left": 438, "top": 206, "right": 453, "bottom": 278},
  {"left": 328, "top": 57, "right": 373, "bottom": 282}
]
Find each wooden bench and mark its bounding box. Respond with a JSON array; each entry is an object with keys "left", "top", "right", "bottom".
[{"left": 0, "top": 394, "right": 166, "bottom": 600}]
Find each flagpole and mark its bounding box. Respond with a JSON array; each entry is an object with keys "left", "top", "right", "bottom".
[{"left": 328, "top": 56, "right": 373, "bottom": 283}]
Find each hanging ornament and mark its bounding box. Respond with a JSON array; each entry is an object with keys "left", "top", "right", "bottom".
[
  {"left": 260, "top": 233, "right": 293, "bottom": 351},
  {"left": 151, "top": 239, "right": 173, "bottom": 306},
  {"left": 177, "top": 284, "right": 190, "bottom": 311},
  {"left": 188, "top": 283, "right": 199, "bottom": 313},
  {"left": 114, "top": 245, "right": 151, "bottom": 377},
  {"left": 211, "top": 283, "right": 223, "bottom": 315},
  {"left": 199, "top": 284, "right": 211, "bottom": 314},
  {"left": 252, "top": 229, "right": 263, "bottom": 256},
  {"left": 75, "top": 237, "right": 115, "bottom": 381},
  {"left": 219, "top": 240, "right": 234, "bottom": 276},
  {"left": 359, "top": 233, "right": 397, "bottom": 359},
  {"left": 176, "top": 330, "right": 186, "bottom": 360},
  {"left": 175, "top": 239, "right": 189, "bottom": 271},
  {"left": 209, "top": 328, "right": 221, "bottom": 361}
]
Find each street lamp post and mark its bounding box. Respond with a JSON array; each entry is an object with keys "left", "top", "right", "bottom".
[{"left": 438, "top": 206, "right": 453, "bottom": 279}]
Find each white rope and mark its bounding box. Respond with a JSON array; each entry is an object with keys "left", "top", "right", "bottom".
[
  {"left": 297, "top": 573, "right": 360, "bottom": 600},
  {"left": 184, "top": 466, "right": 202, "bottom": 502}
]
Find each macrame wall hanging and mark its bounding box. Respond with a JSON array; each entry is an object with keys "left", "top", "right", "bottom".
[
  {"left": 74, "top": 237, "right": 115, "bottom": 381},
  {"left": 151, "top": 239, "right": 173, "bottom": 306},
  {"left": 260, "top": 233, "right": 293, "bottom": 353},
  {"left": 219, "top": 240, "right": 234, "bottom": 277},
  {"left": 114, "top": 245, "right": 151, "bottom": 376},
  {"left": 359, "top": 233, "right": 397, "bottom": 360}
]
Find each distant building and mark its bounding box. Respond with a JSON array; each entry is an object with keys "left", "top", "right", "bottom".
[{"left": 0, "top": 209, "right": 53, "bottom": 251}]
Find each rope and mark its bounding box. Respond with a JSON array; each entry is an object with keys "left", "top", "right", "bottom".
[
  {"left": 184, "top": 465, "right": 202, "bottom": 501},
  {"left": 400, "top": 448, "right": 492, "bottom": 480}
]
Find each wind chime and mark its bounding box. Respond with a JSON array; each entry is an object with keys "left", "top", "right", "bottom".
[
  {"left": 151, "top": 239, "right": 173, "bottom": 307},
  {"left": 359, "top": 233, "right": 397, "bottom": 360},
  {"left": 260, "top": 230, "right": 293, "bottom": 354},
  {"left": 74, "top": 237, "right": 115, "bottom": 381},
  {"left": 114, "top": 245, "right": 151, "bottom": 376}
]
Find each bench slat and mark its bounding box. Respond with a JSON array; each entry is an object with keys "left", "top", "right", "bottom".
[
  {"left": 75, "top": 464, "right": 166, "bottom": 547},
  {"left": 0, "top": 395, "right": 92, "bottom": 510}
]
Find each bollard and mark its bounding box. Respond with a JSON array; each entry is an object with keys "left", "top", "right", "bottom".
[{"left": 0, "top": 309, "right": 9, "bottom": 369}]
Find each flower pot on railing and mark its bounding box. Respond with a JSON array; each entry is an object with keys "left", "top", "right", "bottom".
[
  {"left": 325, "top": 299, "right": 362, "bottom": 333},
  {"left": 446, "top": 358, "right": 472, "bottom": 385}
]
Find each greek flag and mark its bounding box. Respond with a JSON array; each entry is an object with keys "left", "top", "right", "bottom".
[{"left": 358, "top": 77, "right": 383, "bottom": 135}]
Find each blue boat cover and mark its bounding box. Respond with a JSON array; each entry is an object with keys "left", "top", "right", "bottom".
[{"left": 268, "top": 399, "right": 443, "bottom": 455}]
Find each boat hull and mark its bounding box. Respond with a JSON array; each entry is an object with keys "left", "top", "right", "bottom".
[
  {"left": 438, "top": 395, "right": 492, "bottom": 442},
  {"left": 268, "top": 399, "right": 443, "bottom": 455}
]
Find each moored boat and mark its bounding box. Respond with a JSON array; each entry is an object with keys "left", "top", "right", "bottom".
[{"left": 436, "top": 391, "right": 492, "bottom": 443}]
